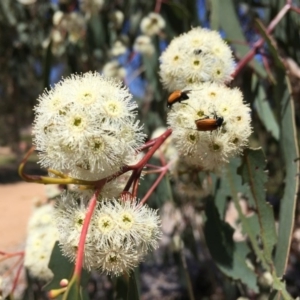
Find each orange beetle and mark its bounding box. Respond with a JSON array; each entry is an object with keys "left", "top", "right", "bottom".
[
  {"left": 167, "top": 90, "right": 191, "bottom": 108},
  {"left": 195, "top": 115, "right": 224, "bottom": 132}
]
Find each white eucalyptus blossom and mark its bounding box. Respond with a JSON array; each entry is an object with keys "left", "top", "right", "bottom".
[
  {"left": 93, "top": 237, "right": 141, "bottom": 276},
  {"left": 33, "top": 72, "right": 145, "bottom": 180},
  {"left": 159, "top": 27, "right": 235, "bottom": 91},
  {"left": 53, "top": 191, "right": 162, "bottom": 275},
  {"left": 80, "top": 0, "right": 104, "bottom": 18},
  {"left": 140, "top": 12, "right": 165, "bottom": 36},
  {"left": 24, "top": 204, "right": 59, "bottom": 281},
  {"left": 52, "top": 11, "right": 64, "bottom": 26},
  {"left": 167, "top": 82, "right": 252, "bottom": 171},
  {"left": 64, "top": 12, "right": 86, "bottom": 43},
  {"left": 102, "top": 61, "right": 126, "bottom": 81},
  {"left": 109, "top": 10, "right": 124, "bottom": 29},
  {"left": 111, "top": 40, "right": 127, "bottom": 57},
  {"left": 17, "top": 0, "right": 36, "bottom": 4},
  {"left": 133, "top": 35, "right": 155, "bottom": 55},
  {"left": 54, "top": 192, "right": 95, "bottom": 270}
]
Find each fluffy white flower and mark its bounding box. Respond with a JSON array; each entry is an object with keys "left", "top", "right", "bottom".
[
  {"left": 33, "top": 72, "right": 145, "bottom": 180},
  {"left": 133, "top": 35, "right": 155, "bottom": 55},
  {"left": 80, "top": 0, "right": 104, "bottom": 18},
  {"left": 109, "top": 10, "right": 124, "bottom": 29},
  {"left": 53, "top": 191, "right": 162, "bottom": 275},
  {"left": 111, "top": 40, "right": 127, "bottom": 57},
  {"left": 17, "top": 0, "right": 36, "bottom": 4},
  {"left": 159, "top": 27, "right": 235, "bottom": 91},
  {"left": 24, "top": 204, "right": 59, "bottom": 281},
  {"left": 92, "top": 198, "right": 161, "bottom": 251},
  {"left": 53, "top": 192, "right": 96, "bottom": 270},
  {"left": 53, "top": 11, "right": 64, "bottom": 26},
  {"left": 102, "top": 61, "right": 126, "bottom": 80},
  {"left": 93, "top": 236, "right": 141, "bottom": 276},
  {"left": 167, "top": 82, "right": 252, "bottom": 171},
  {"left": 28, "top": 203, "right": 56, "bottom": 230},
  {"left": 140, "top": 13, "right": 165, "bottom": 36}
]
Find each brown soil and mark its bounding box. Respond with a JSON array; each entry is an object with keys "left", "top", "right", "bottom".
[{"left": 0, "top": 182, "right": 47, "bottom": 251}]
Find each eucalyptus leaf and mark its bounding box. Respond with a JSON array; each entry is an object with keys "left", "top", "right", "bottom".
[
  {"left": 127, "top": 271, "right": 140, "bottom": 300},
  {"left": 273, "top": 69, "right": 299, "bottom": 277},
  {"left": 45, "top": 242, "right": 90, "bottom": 291},
  {"left": 211, "top": 0, "right": 266, "bottom": 78},
  {"left": 252, "top": 75, "right": 280, "bottom": 140},
  {"left": 204, "top": 197, "right": 259, "bottom": 292},
  {"left": 238, "top": 148, "right": 277, "bottom": 265}
]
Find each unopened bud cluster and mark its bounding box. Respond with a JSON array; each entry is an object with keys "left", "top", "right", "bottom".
[
  {"left": 161, "top": 27, "right": 252, "bottom": 171},
  {"left": 54, "top": 192, "right": 161, "bottom": 276}
]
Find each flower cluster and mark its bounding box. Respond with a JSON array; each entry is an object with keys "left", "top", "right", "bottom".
[
  {"left": 140, "top": 12, "right": 166, "bottom": 36},
  {"left": 24, "top": 204, "right": 58, "bottom": 281},
  {"left": 162, "top": 28, "right": 252, "bottom": 170},
  {"left": 159, "top": 27, "right": 235, "bottom": 91},
  {"left": 167, "top": 83, "right": 251, "bottom": 171},
  {"left": 54, "top": 191, "right": 161, "bottom": 276},
  {"left": 102, "top": 60, "right": 126, "bottom": 80},
  {"left": 47, "top": 11, "right": 86, "bottom": 56},
  {"left": 32, "top": 72, "right": 145, "bottom": 181},
  {"left": 134, "top": 35, "right": 155, "bottom": 56},
  {"left": 80, "top": 0, "right": 104, "bottom": 18}
]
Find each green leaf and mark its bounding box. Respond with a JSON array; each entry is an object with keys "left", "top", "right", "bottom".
[
  {"left": 252, "top": 75, "right": 280, "bottom": 140},
  {"left": 254, "top": 19, "right": 285, "bottom": 69},
  {"left": 225, "top": 158, "right": 267, "bottom": 269},
  {"left": 257, "top": 29, "right": 300, "bottom": 276},
  {"left": 273, "top": 72, "right": 299, "bottom": 276},
  {"left": 215, "top": 158, "right": 256, "bottom": 216},
  {"left": 204, "top": 197, "right": 259, "bottom": 292},
  {"left": 141, "top": 36, "right": 162, "bottom": 103},
  {"left": 43, "top": 39, "right": 52, "bottom": 90},
  {"left": 210, "top": 0, "right": 266, "bottom": 78},
  {"left": 238, "top": 148, "right": 277, "bottom": 265},
  {"left": 45, "top": 242, "right": 90, "bottom": 291},
  {"left": 115, "top": 275, "right": 128, "bottom": 300},
  {"left": 87, "top": 15, "right": 107, "bottom": 49},
  {"left": 62, "top": 280, "right": 80, "bottom": 300},
  {"left": 271, "top": 277, "right": 294, "bottom": 300},
  {"left": 127, "top": 271, "right": 140, "bottom": 300}
]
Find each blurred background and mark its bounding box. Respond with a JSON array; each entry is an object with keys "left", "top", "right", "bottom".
[{"left": 1, "top": 0, "right": 300, "bottom": 299}]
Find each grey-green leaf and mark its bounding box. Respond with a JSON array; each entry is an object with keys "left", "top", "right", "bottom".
[
  {"left": 238, "top": 148, "right": 277, "bottom": 265},
  {"left": 252, "top": 75, "right": 280, "bottom": 140},
  {"left": 204, "top": 197, "right": 259, "bottom": 292},
  {"left": 210, "top": 0, "right": 266, "bottom": 78}
]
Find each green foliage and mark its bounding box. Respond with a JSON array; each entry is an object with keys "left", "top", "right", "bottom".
[
  {"left": 4, "top": 0, "right": 300, "bottom": 299},
  {"left": 45, "top": 242, "right": 90, "bottom": 294},
  {"left": 114, "top": 271, "right": 140, "bottom": 300},
  {"left": 238, "top": 148, "right": 277, "bottom": 265},
  {"left": 204, "top": 197, "right": 259, "bottom": 292}
]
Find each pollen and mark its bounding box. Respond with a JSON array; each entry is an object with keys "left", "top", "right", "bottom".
[
  {"left": 97, "top": 215, "right": 115, "bottom": 234},
  {"left": 119, "top": 212, "right": 134, "bottom": 230}
]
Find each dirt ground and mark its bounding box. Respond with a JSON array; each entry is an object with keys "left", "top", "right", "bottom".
[{"left": 0, "top": 182, "right": 47, "bottom": 251}]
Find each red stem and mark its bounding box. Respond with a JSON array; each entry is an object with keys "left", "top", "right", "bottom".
[
  {"left": 154, "top": 0, "right": 163, "bottom": 13},
  {"left": 0, "top": 251, "right": 24, "bottom": 257},
  {"left": 74, "top": 187, "right": 103, "bottom": 280},
  {"left": 233, "top": 4, "right": 290, "bottom": 77},
  {"left": 290, "top": 6, "right": 300, "bottom": 14},
  {"left": 11, "top": 257, "right": 24, "bottom": 295},
  {"left": 123, "top": 128, "right": 172, "bottom": 192},
  {"left": 139, "top": 167, "right": 169, "bottom": 207}
]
